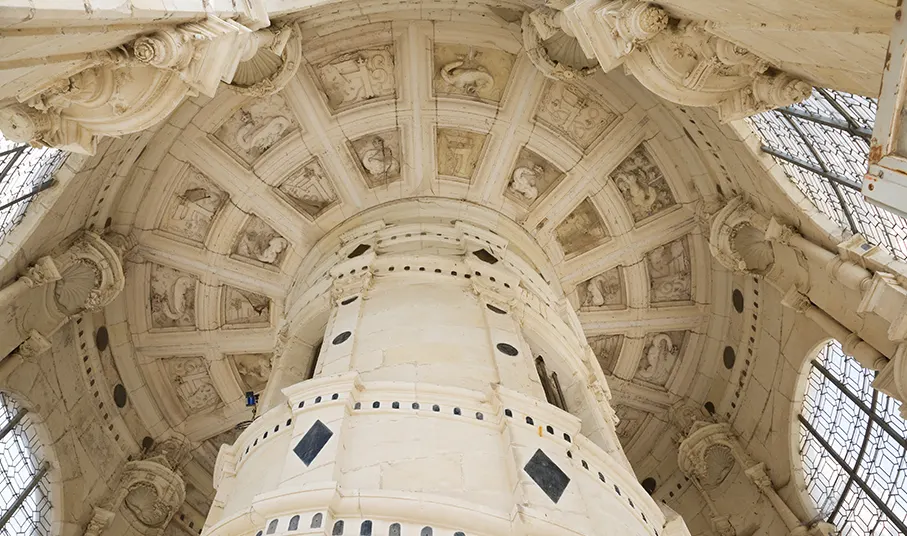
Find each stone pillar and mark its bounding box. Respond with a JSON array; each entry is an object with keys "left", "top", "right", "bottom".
[
  {"left": 203, "top": 213, "right": 679, "bottom": 536},
  {"left": 1, "top": 231, "right": 124, "bottom": 360}
]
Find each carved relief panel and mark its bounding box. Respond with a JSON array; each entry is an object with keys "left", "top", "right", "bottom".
[
  {"left": 611, "top": 146, "right": 676, "bottom": 224},
  {"left": 349, "top": 130, "right": 402, "bottom": 188},
  {"left": 159, "top": 166, "right": 228, "bottom": 244},
  {"left": 222, "top": 286, "right": 271, "bottom": 327},
  {"left": 274, "top": 158, "right": 338, "bottom": 219},
  {"left": 635, "top": 331, "right": 686, "bottom": 388},
  {"left": 589, "top": 334, "right": 623, "bottom": 375},
  {"left": 212, "top": 94, "right": 299, "bottom": 165},
  {"left": 554, "top": 198, "right": 609, "bottom": 258},
  {"left": 166, "top": 357, "right": 221, "bottom": 414},
  {"left": 534, "top": 80, "right": 618, "bottom": 150},
  {"left": 433, "top": 44, "right": 516, "bottom": 103},
  {"left": 229, "top": 353, "right": 273, "bottom": 392},
  {"left": 505, "top": 147, "right": 566, "bottom": 208},
  {"left": 646, "top": 237, "right": 692, "bottom": 304},
  {"left": 313, "top": 46, "right": 396, "bottom": 113},
  {"left": 613, "top": 404, "right": 648, "bottom": 444},
  {"left": 436, "top": 128, "right": 487, "bottom": 182},
  {"left": 232, "top": 216, "right": 289, "bottom": 268},
  {"left": 149, "top": 264, "right": 197, "bottom": 329},
  {"left": 577, "top": 267, "right": 624, "bottom": 309}
]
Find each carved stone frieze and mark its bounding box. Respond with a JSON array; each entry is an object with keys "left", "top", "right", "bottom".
[
  {"left": 505, "top": 148, "right": 566, "bottom": 207},
  {"left": 433, "top": 44, "right": 516, "bottom": 103},
  {"left": 646, "top": 237, "right": 691, "bottom": 303},
  {"left": 436, "top": 128, "right": 487, "bottom": 182},
  {"left": 232, "top": 217, "right": 289, "bottom": 267},
  {"left": 213, "top": 93, "right": 298, "bottom": 165},
  {"left": 350, "top": 131, "right": 402, "bottom": 187},
  {"left": 275, "top": 158, "right": 338, "bottom": 219},
  {"left": 167, "top": 357, "right": 221, "bottom": 413},
  {"left": 555, "top": 198, "right": 609, "bottom": 257},
  {"left": 578, "top": 267, "right": 624, "bottom": 308},
  {"left": 612, "top": 146, "right": 676, "bottom": 223},
  {"left": 588, "top": 334, "right": 623, "bottom": 374},
  {"left": 314, "top": 46, "right": 396, "bottom": 112},
  {"left": 231, "top": 353, "right": 273, "bottom": 392},
  {"left": 223, "top": 286, "right": 271, "bottom": 327},
  {"left": 534, "top": 80, "right": 617, "bottom": 150},
  {"left": 636, "top": 331, "right": 684, "bottom": 387},
  {"left": 149, "top": 265, "right": 197, "bottom": 329},
  {"left": 0, "top": 17, "right": 293, "bottom": 154},
  {"left": 160, "top": 167, "right": 228, "bottom": 244}
]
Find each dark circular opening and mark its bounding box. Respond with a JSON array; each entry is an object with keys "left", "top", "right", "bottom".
[
  {"left": 496, "top": 343, "right": 519, "bottom": 356},
  {"left": 104, "top": 217, "right": 112, "bottom": 228},
  {"left": 141, "top": 436, "right": 154, "bottom": 451},
  {"left": 641, "top": 477, "right": 657, "bottom": 495},
  {"left": 95, "top": 326, "right": 109, "bottom": 352},
  {"left": 113, "top": 384, "right": 128, "bottom": 408},
  {"left": 732, "top": 289, "right": 745, "bottom": 313},
  {"left": 723, "top": 346, "right": 736, "bottom": 369},
  {"left": 341, "top": 296, "right": 358, "bottom": 305},
  {"left": 486, "top": 304, "right": 507, "bottom": 314},
  {"left": 332, "top": 331, "right": 352, "bottom": 345},
  {"left": 704, "top": 401, "right": 716, "bottom": 415}
]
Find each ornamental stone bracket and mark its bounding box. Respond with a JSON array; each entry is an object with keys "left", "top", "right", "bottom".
[
  {"left": 560, "top": 0, "right": 812, "bottom": 121},
  {"left": 1, "top": 231, "right": 125, "bottom": 360},
  {"left": 85, "top": 435, "right": 191, "bottom": 536},
  {"left": 0, "top": 18, "right": 301, "bottom": 154}
]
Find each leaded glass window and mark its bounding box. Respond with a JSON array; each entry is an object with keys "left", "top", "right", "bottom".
[
  {"left": 749, "top": 89, "right": 907, "bottom": 260},
  {"left": 798, "top": 340, "right": 907, "bottom": 535},
  {"left": 0, "top": 392, "right": 52, "bottom": 536},
  {"left": 0, "top": 132, "right": 64, "bottom": 245}
]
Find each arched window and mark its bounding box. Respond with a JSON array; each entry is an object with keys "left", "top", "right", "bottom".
[
  {"left": 0, "top": 392, "right": 52, "bottom": 535},
  {"left": 0, "top": 132, "right": 63, "bottom": 245},
  {"left": 797, "top": 340, "right": 907, "bottom": 534},
  {"left": 750, "top": 89, "right": 907, "bottom": 259}
]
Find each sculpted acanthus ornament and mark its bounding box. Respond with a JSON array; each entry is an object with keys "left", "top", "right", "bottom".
[{"left": 0, "top": 18, "right": 301, "bottom": 153}]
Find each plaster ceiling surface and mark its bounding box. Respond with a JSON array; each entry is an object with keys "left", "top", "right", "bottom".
[{"left": 56, "top": 1, "right": 848, "bottom": 521}]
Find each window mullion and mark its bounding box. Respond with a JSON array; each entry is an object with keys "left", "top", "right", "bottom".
[{"left": 0, "top": 461, "right": 49, "bottom": 532}]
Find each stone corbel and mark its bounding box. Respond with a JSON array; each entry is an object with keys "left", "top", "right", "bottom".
[
  {"left": 563, "top": 0, "right": 669, "bottom": 71},
  {"left": 0, "top": 19, "right": 301, "bottom": 154},
  {"left": 10, "top": 330, "right": 52, "bottom": 359},
  {"left": 522, "top": 8, "right": 600, "bottom": 80},
  {"left": 83, "top": 507, "right": 115, "bottom": 536}
]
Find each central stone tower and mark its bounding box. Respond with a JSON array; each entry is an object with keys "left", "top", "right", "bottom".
[{"left": 202, "top": 200, "right": 688, "bottom": 536}]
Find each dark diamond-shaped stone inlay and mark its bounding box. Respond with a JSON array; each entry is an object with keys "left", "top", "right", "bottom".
[
  {"left": 523, "top": 449, "right": 570, "bottom": 503},
  {"left": 293, "top": 420, "right": 333, "bottom": 466}
]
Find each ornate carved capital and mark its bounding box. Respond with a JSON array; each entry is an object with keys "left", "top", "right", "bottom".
[
  {"left": 21, "top": 256, "right": 61, "bottom": 288},
  {"left": 13, "top": 330, "right": 52, "bottom": 359},
  {"left": 873, "top": 342, "right": 907, "bottom": 419},
  {"left": 781, "top": 286, "right": 812, "bottom": 313},
  {"left": 0, "top": 17, "right": 300, "bottom": 154},
  {"left": 708, "top": 197, "right": 774, "bottom": 274},
  {"left": 83, "top": 507, "right": 115, "bottom": 536}
]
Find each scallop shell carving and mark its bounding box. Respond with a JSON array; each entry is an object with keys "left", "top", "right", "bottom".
[{"left": 702, "top": 444, "right": 735, "bottom": 487}]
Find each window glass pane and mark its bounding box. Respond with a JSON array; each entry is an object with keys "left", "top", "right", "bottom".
[{"left": 0, "top": 392, "right": 51, "bottom": 536}]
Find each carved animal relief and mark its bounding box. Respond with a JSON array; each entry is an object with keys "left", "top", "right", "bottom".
[
  {"left": 436, "top": 128, "right": 487, "bottom": 182},
  {"left": 232, "top": 216, "right": 289, "bottom": 267},
  {"left": 149, "top": 265, "right": 197, "bottom": 329},
  {"left": 635, "top": 331, "right": 685, "bottom": 387},
  {"left": 231, "top": 353, "right": 273, "bottom": 392},
  {"left": 433, "top": 44, "right": 516, "bottom": 103},
  {"left": 350, "top": 131, "right": 402, "bottom": 187},
  {"left": 646, "top": 237, "right": 691, "bottom": 303},
  {"left": 160, "top": 166, "right": 228, "bottom": 244},
  {"left": 314, "top": 47, "right": 396, "bottom": 112},
  {"left": 505, "top": 148, "right": 565, "bottom": 207},
  {"left": 589, "top": 334, "right": 623, "bottom": 374},
  {"left": 535, "top": 80, "right": 617, "bottom": 149},
  {"left": 213, "top": 94, "right": 299, "bottom": 164},
  {"left": 275, "top": 158, "right": 338, "bottom": 219},
  {"left": 578, "top": 268, "right": 624, "bottom": 308},
  {"left": 223, "top": 287, "right": 271, "bottom": 327},
  {"left": 167, "top": 357, "right": 220, "bottom": 413},
  {"left": 612, "top": 146, "right": 675, "bottom": 223},
  {"left": 555, "top": 198, "right": 609, "bottom": 257}
]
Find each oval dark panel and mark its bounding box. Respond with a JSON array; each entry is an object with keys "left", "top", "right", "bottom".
[
  {"left": 723, "top": 346, "right": 736, "bottom": 369},
  {"left": 95, "top": 326, "right": 109, "bottom": 352},
  {"left": 347, "top": 244, "right": 371, "bottom": 258},
  {"left": 332, "top": 331, "right": 352, "bottom": 345},
  {"left": 704, "top": 401, "right": 716, "bottom": 415},
  {"left": 641, "top": 477, "right": 657, "bottom": 495},
  {"left": 141, "top": 436, "right": 154, "bottom": 451},
  {"left": 732, "top": 289, "right": 745, "bottom": 313},
  {"left": 113, "top": 384, "right": 128, "bottom": 408},
  {"left": 341, "top": 296, "right": 358, "bottom": 305},
  {"left": 486, "top": 304, "right": 507, "bottom": 314},
  {"left": 496, "top": 343, "right": 519, "bottom": 356}
]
